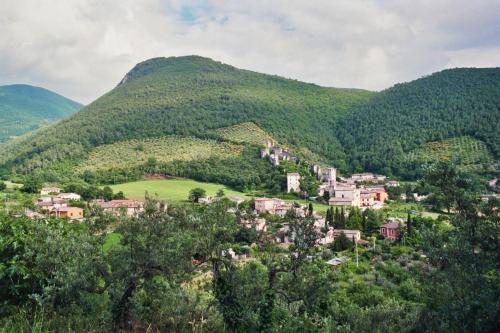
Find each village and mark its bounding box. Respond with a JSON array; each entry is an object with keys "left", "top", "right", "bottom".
[
  {"left": 10, "top": 140, "right": 498, "bottom": 269},
  {"left": 11, "top": 139, "right": 414, "bottom": 268}
]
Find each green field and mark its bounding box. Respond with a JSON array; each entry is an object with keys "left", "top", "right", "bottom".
[
  {"left": 109, "top": 179, "right": 251, "bottom": 202},
  {"left": 108, "top": 179, "right": 332, "bottom": 214}
]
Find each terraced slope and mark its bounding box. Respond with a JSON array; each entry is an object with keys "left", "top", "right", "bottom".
[
  {"left": 77, "top": 136, "right": 243, "bottom": 173},
  {"left": 405, "top": 136, "right": 495, "bottom": 172}
]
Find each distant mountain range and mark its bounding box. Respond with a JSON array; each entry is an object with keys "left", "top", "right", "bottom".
[
  {"left": 0, "top": 84, "right": 81, "bottom": 142},
  {"left": 0, "top": 56, "right": 498, "bottom": 183}
]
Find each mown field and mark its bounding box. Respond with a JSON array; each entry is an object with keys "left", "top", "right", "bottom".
[
  {"left": 405, "top": 136, "right": 495, "bottom": 171},
  {"left": 109, "top": 179, "right": 251, "bottom": 202},
  {"left": 76, "top": 136, "right": 243, "bottom": 173}
]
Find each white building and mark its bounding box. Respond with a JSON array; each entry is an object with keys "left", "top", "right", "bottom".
[
  {"left": 56, "top": 193, "right": 81, "bottom": 201},
  {"left": 287, "top": 172, "right": 301, "bottom": 193},
  {"left": 40, "top": 187, "right": 61, "bottom": 195}
]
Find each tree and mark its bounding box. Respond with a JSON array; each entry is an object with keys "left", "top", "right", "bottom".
[
  {"left": 308, "top": 203, "right": 313, "bottom": 216},
  {"left": 364, "top": 209, "right": 382, "bottom": 234},
  {"left": 331, "top": 232, "right": 352, "bottom": 252},
  {"left": 323, "top": 190, "right": 330, "bottom": 202},
  {"left": 188, "top": 188, "right": 206, "bottom": 203},
  {"left": 424, "top": 161, "right": 460, "bottom": 213},
  {"left": 216, "top": 188, "right": 225, "bottom": 198},
  {"left": 0, "top": 181, "right": 6, "bottom": 191},
  {"left": 419, "top": 197, "right": 500, "bottom": 332},
  {"left": 406, "top": 212, "right": 412, "bottom": 235},
  {"left": 144, "top": 157, "right": 157, "bottom": 173},
  {"left": 113, "top": 191, "right": 126, "bottom": 200},
  {"left": 21, "top": 175, "right": 42, "bottom": 193},
  {"left": 102, "top": 186, "right": 114, "bottom": 201},
  {"left": 109, "top": 197, "right": 196, "bottom": 328},
  {"left": 346, "top": 208, "right": 363, "bottom": 230}
]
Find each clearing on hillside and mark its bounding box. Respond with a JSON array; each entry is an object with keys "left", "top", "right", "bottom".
[
  {"left": 212, "top": 122, "right": 274, "bottom": 146},
  {"left": 76, "top": 136, "right": 243, "bottom": 173},
  {"left": 405, "top": 136, "right": 495, "bottom": 171}
]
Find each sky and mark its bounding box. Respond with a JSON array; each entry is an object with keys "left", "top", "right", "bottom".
[{"left": 1, "top": 0, "right": 499, "bottom": 104}]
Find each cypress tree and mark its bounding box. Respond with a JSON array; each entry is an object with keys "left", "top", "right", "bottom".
[
  {"left": 407, "top": 212, "right": 412, "bottom": 234},
  {"left": 340, "top": 206, "right": 345, "bottom": 228}
]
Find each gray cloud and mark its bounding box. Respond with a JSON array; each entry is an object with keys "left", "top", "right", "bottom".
[{"left": 0, "top": 0, "right": 499, "bottom": 103}]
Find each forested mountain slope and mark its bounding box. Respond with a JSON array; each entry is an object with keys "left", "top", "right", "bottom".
[
  {"left": 335, "top": 68, "right": 500, "bottom": 178},
  {"left": 0, "top": 84, "right": 81, "bottom": 142},
  {"left": 0, "top": 56, "right": 373, "bottom": 175}
]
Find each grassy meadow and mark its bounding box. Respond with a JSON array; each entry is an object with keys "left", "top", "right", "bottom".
[{"left": 109, "top": 178, "right": 251, "bottom": 202}]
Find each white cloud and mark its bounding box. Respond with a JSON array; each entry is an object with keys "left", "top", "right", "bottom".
[{"left": 0, "top": 0, "right": 499, "bottom": 103}]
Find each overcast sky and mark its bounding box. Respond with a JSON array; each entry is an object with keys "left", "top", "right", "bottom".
[{"left": 1, "top": 0, "right": 499, "bottom": 104}]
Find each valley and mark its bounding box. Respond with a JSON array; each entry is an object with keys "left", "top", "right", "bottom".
[{"left": 0, "top": 56, "right": 498, "bottom": 333}]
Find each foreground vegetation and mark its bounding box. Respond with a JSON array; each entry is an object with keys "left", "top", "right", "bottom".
[{"left": 0, "top": 162, "right": 498, "bottom": 332}]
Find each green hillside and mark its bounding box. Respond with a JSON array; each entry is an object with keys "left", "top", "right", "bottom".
[
  {"left": 0, "top": 84, "right": 81, "bottom": 142},
  {"left": 0, "top": 56, "right": 373, "bottom": 178},
  {"left": 336, "top": 68, "right": 500, "bottom": 178},
  {"left": 0, "top": 58, "right": 498, "bottom": 185}
]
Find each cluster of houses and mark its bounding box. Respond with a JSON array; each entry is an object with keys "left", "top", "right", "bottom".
[
  {"left": 33, "top": 187, "right": 84, "bottom": 220},
  {"left": 25, "top": 186, "right": 144, "bottom": 220},
  {"left": 238, "top": 196, "right": 403, "bottom": 251},
  {"left": 260, "top": 141, "right": 396, "bottom": 210},
  {"left": 287, "top": 168, "right": 391, "bottom": 210}
]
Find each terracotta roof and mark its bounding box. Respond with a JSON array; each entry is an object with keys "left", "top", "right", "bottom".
[{"left": 381, "top": 222, "right": 400, "bottom": 229}]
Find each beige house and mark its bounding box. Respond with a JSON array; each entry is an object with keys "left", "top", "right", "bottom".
[
  {"left": 287, "top": 172, "right": 301, "bottom": 193},
  {"left": 329, "top": 186, "right": 361, "bottom": 207},
  {"left": 333, "top": 229, "right": 361, "bottom": 242},
  {"left": 92, "top": 199, "right": 143, "bottom": 217},
  {"left": 254, "top": 198, "right": 284, "bottom": 214}
]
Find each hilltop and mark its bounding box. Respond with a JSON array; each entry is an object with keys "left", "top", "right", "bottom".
[{"left": 0, "top": 84, "right": 81, "bottom": 142}]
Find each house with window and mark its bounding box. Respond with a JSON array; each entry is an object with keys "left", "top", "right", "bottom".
[
  {"left": 51, "top": 207, "right": 84, "bottom": 220},
  {"left": 380, "top": 221, "right": 401, "bottom": 240}
]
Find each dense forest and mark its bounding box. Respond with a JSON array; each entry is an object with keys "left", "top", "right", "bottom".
[
  {"left": 0, "top": 84, "right": 81, "bottom": 143},
  {"left": 336, "top": 68, "right": 500, "bottom": 178}
]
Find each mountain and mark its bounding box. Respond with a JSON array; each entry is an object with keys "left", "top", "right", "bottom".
[
  {"left": 0, "top": 56, "right": 373, "bottom": 178},
  {"left": 336, "top": 68, "right": 500, "bottom": 178},
  {"left": 0, "top": 57, "right": 498, "bottom": 185},
  {"left": 0, "top": 84, "right": 82, "bottom": 142}
]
